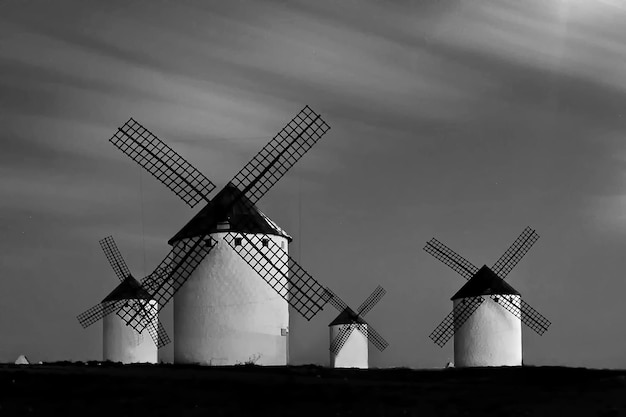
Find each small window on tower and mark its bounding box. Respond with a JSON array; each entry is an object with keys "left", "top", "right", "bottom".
[
  {"left": 262, "top": 239, "right": 269, "bottom": 247},
  {"left": 235, "top": 237, "right": 243, "bottom": 246},
  {"left": 216, "top": 221, "right": 230, "bottom": 231}
]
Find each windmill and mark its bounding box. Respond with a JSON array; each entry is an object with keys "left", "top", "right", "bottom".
[
  {"left": 76, "top": 236, "right": 170, "bottom": 364},
  {"left": 105, "top": 106, "right": 333, "bottom": 365},
  {"left": 14, "top": 355, "right": 30, "bottom": 365},
  {"left": 423, "top": 226, "right": 551, "bottom": 367},
  {"left": 324, "top": 286, "right": 388, "bottom": 369}
]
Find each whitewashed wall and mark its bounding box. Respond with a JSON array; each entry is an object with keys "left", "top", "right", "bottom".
[
  {"left": 174, "top": 232, "right": 289, "bottom": 365},
  {"left": 329, "top": 324, "right": 369, "bottom": 369},
  {"left": 103, "top": 300, "right": 158, "bottom": 364},
  {"left": 453, "top": 295, "right": 522, "bottom": 367}
]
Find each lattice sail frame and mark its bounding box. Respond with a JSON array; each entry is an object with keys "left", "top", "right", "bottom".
[
  {"left": 223, "top": 232, "right": 330, "bottom": 320},
  {"left": 153, "top": 321, "right": 171, "bottom": 348},
  {"left": 99, "top": 236, "right": 131, "bottom": 281},
  {"left": 230, "top": 105, "right": 330, "bottom": 205},
  {"left": 490, "top": 295, "right": 550, "bottom": 335},
  {"left": 429, "top": 297, "right": 485, "bottom": 347},
  {"left": 76, "top": 295, "right": 171, "bottom": 348},
  {"left": 424, "top": 227, "right": 551, "bottom": 347},
  {"left": 492, "top": 227, "right": 540, "bottom": 279},
  {"left": 77, "top": 299, "right": 127, "bottom": 329},
  {"left": 324, "top": 286, "right": 389, "bottom": 355},
  {"left": 110, "top": 118, "right": 216, "bottom": 208},
  {"left": 116, "top": 298, "right": 171, "bottom": 348},
  {"left": 424, "top": 238, "right": 479, "bottom": 280},
  {"left": 112, "top": 106, "right": 332, "bottom": 332},
  {"left": 330, "top": 323, "right": 364, "bottom": 354},
  {"left": 358, "top": 285, "right": 386, "bottom": 317}
]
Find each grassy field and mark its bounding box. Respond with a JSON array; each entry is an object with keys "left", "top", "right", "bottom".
[{"left": 1, "top": 363, "right": 626, "bottom": 416}]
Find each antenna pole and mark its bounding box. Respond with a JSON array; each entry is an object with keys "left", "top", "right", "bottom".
[
  {"left": 298, "top": 175, "right": 302, "bottom": 264},
  {"left": 139, "top": 166, "right": 147, "bottom": 277}
]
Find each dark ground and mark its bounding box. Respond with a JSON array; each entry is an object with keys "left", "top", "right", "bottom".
[{"left": 1, "top": 363, "right": 626, "bottom": 416}]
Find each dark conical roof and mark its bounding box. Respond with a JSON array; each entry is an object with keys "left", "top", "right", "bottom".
[
  {"left": 451, "top": 265, "right": 521, "bottom": 300},
  {"left": 168, "top": 183, "right": 291, "bottom": 245},
  {"left": 102, "top": 276, "right": 153, "bottom": 302},
  {"left": 328, "top": 307, "right": 367, "bottom": 326}
]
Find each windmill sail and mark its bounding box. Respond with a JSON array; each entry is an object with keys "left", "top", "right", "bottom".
[
  {"left": 490, "top": 295, "right": 551, "bottom": 335},
  {"left": 110, "top": 118, "right": 216, "bottom": 207},
  {"left": 99, "top": 236, "right": 131, "bottom": 281},
  {"left": 429, "top": 297, "right": 485, "bottom": 347},
  {"left": 77, "top": 299, "right": 128, "bottom": 328},
  {"left": 223, "top": 232, "right": 329, "bottom": 320},
  {"left": 424, "top": 238, "right": 479, "bottom": 280},
  {"left": 491, "top": 227, "right": 539, "bottom": 279},
  {"left": 112, "top": 106, "right": 333, "bottom": 333},
  {"left": 229, "top": 105, "right": 330, "bottom": 205}
]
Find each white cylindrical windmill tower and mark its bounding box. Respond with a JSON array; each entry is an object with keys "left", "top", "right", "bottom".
[
  {"left": 452, "top": 265, "right": 522, "bottom": 367},
  {"left": 102, "top": 276, "right": 158, "bottom": 364},
  {"left": 172, "top": 184, "right": 291, "bottom": 366},
  {"left": 329, "top": 309, "right": 369, "bottom": 369}
]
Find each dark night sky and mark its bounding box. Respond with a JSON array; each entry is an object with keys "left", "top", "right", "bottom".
[{"left": 2, "top": 0, "right": 626, "bottom": 368}]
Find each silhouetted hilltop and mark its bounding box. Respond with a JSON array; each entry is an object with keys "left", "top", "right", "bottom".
[{"left": 1, "top": 364, "right": 625, "bottom": 416}]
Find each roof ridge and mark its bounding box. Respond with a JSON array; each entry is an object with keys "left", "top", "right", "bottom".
[
  {"left": 451, "top": 265, "right": 521, "bottom": 300},
  {"left": 329, "top": 307, "right": 367, "bottom": 326},
  {"left": 102, "top": 276, "right": 153, "bottom": 302},
  {"left": 168, "top": 184, "right": 291, "bottom": 244}
]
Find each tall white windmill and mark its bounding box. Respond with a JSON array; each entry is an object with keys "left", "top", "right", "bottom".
[
  {"left": 105, "top": 106, "right": 333, "bottom": 365},
  {"left": 423, "top": 227, "right": 551, "bottom": 367},
  {"left": 325, "top": 286, "right": 388, "bottom": 369},
  {"left": 77, "top": 236, "right": 169, "bottom": 363}
]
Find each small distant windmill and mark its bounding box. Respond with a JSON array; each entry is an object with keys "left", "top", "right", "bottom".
[
  {"left": 105, "top": 106, "right": 333, "bottom": 365},
  {"left": 423, "top": 226, "right": 551, "bottom": 367},
  {"left": 76, "top": 236, "right": 169, "bottom": 364},
  {"left": 14, "top": 355, "right": 30, "bottom": 365},
  {"left": 324, "top": 286, "right": 388, "bottom": 369}
]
